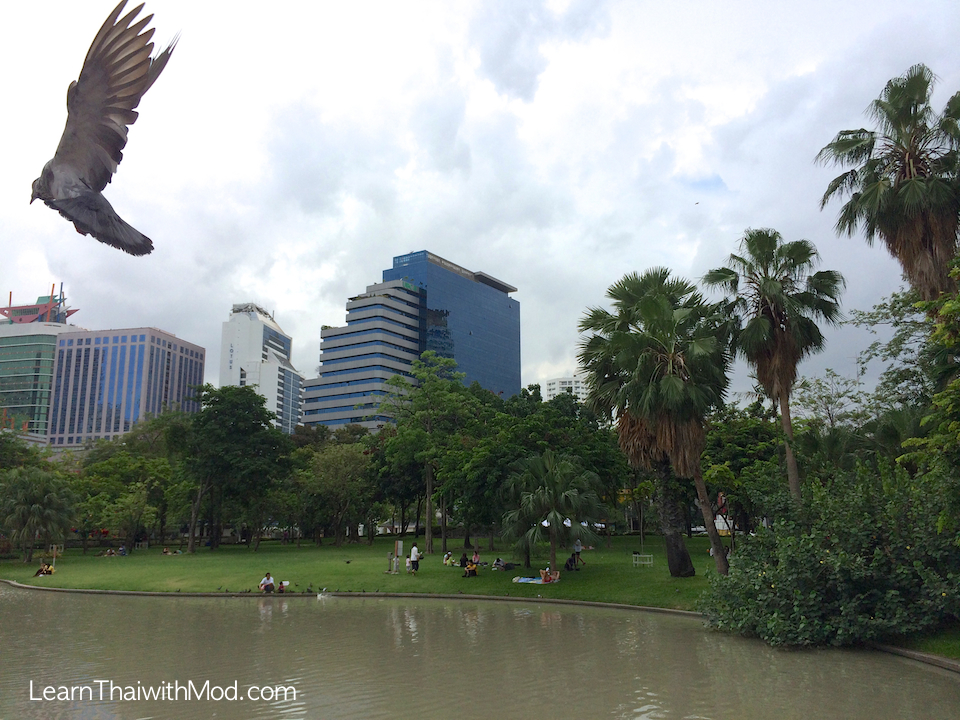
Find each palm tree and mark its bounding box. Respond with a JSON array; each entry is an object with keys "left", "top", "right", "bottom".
[
  {"left": 502, "top": 449, "right": 604, "bottom": 574},
  {"left": 703, "top": 228, "right": 845, "bottom": 502},
  {"left": 817, "top": 64, "right": 960, "bottom": 300},
  {"left": 0, "top": 467, "right": 75, "bottom": 563},
  {"left": 578, "top": 268, "right": 732, "bottom": 576}
]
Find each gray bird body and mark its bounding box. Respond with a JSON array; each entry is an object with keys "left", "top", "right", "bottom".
[{"left": 31, "top": 1, "right": 176, "bottom": 256}]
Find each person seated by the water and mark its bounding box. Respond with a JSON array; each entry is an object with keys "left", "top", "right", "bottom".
[
  {"left": 463, "top": 561, "right": 479, "bottom": 577},
  {"left": 459, "top": 553, "right": 468, "bottom": 568},
  {"left": 118, "top": 545, "right": 127, "bottom": 556},
  {"left": 103, "top": 548, "right": 116, "bottom": 557},
  {"left": 34, "top": 563, "right": 54, "bottom": 576},
  {"left": 472, "top": 549, "right": 480, "bottom": 565},
  {"left": 564, "top": 554, "right": 577, "bottom": 572},
  {"left": 493, "top": 557, "right": 505, "bottom": 570},
  {"left": 443, "top": 551, "right": 454, "bottom": 566},
  {"left": 277, "top": 580, "right": 286, "bottom": 594},
  {"left": 161, "top": 547, "right": 172, "bottom": 555},
  {"left": 259, "top": 572, "right": 275, "bottom": 593}
]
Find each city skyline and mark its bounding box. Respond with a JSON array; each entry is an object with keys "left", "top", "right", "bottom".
[{"left": 4, "top": 2, "right": 960, "bottom": 400}]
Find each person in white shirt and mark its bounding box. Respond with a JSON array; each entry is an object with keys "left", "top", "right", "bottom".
[
  {"left": 410, "top": 544, "right": 421, "bottom": 573},
  {"left": 259, "top": 573, "right": 275, "bottom": 592}
]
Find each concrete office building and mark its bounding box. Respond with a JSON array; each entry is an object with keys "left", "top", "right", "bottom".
[
  {"left": 220, "top": 303, "right": 304, "bottom": 435},
  {"left": 48, "top": 328, "right": 205, "bottom": 447},
  {"left": 304, "top": 250, "right": 520, "bottom": 429},
  {"left": 542, "top": 372, "right": 590, "bottom": 403}
]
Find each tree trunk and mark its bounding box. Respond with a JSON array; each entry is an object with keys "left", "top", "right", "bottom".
[
  {"left": 425, "top": 463, "right": 434, "bottom": 554},
  {"left": 549, "top": 529, "right": 558, "bottom": 574},
  {"left": 440, "top": 495, "right": 448, "bottom": 554},
  {"left": 655, "top": 461, "right": 695, "bottom": 577},
  {"left": 187, "top": 481, "right": 207, "bottom": 554},
  {"left": 779, "top": 393, "right": 802, "bottom": 502},
  {"left": 692, "top": 468, "right": 729, "bottom": 575}
]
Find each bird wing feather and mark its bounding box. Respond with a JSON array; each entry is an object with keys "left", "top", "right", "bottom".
[{"left": 53, "top": 1, "right": 175, "bottom": 193}]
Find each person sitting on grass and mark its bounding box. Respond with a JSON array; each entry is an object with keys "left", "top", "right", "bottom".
[
  {"left": 161, "top": 547, "right": 172, "bottom": 555},
  {"left": 492, "top": 557, "right": 505, "bottom": 570},
  {"left": 463, "top": 561, "right": 479, "bottom": 577},
  {"left": 539, "top": 567, "right": 560, "bottom": 583},
  {"left": 459, "top": 553, "right": 468, "bottom": 568},
  {"left": 564, "top": 554, "right": 577, "bottom": 572},
  {"left": 33, "top": 563, "right": 54, "bottom": 576},
  {"left": 259, "top": 572, "right": 275, "bottom": 593}
]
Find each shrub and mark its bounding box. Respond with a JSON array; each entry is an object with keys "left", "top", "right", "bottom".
[{"left": 700, "top": 462, "right": 960, "bottom": 646}]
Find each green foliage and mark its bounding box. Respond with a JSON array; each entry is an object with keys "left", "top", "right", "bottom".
[
  {"left": 76, "top": 451, "right": 170, "bottom": 548},
  {"left": 306, "top": 443, "right": 373, "bottom": 546},
  {"left": 0, "top": 432, "right": 44, "bottom": 470},
  {"left": 701, "top": 462, "right": 960, "bottom": 646},
  {"left": 502, "top": 449, "right": 605, "bottom": 571},
  {"left": 179, "top": 385, "right": 292, "bottom": 551},
  {"left": 0, "top": 466, "right": 75, "bottom": 562},
  {"left": 703, "top": 227, "right": 845, "bottom": 501},
  {"left": 849, "top": 289, "right": 940, "bottom": 409},
  {"left": 818, "top": 64, "right": 960, "bottom": 301}
]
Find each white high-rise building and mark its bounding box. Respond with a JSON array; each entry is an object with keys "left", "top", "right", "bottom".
[
  {"left": 542, "top": 371, "right": 589, "bottom": 403},
  {"left": 220, "top": 304, "right": 304, "bottom": 434}
]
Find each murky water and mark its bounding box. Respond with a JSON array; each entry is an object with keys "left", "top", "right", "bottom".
[{"left": 0, "top": 585, "right": 958, "bottom": 719}]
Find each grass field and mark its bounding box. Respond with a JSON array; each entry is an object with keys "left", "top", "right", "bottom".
[
  {"left": 3, "top": 534, "right": 957, "bottom": 661},
  {"left": 0, "top": 534, "right": 710, "bottom": 610}
]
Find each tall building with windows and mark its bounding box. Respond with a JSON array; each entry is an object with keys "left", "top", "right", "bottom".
[
  {"left": 1, "top": 289, "right": 81, "bottom": 441},
  {"left": 303, "top": 250, "right": 520, "bottom": 429},
  {"left": 219, "top": 303, "right": 304, "bottom": 435},
  {"left": 542, "top": 372, "right": 589, "bottom": 403},
  {"left": 48, "top": 328, "right": 205, "bottom": 447},
  {"left": 0, "top": 322, "right": 79, "bottom": 439}
]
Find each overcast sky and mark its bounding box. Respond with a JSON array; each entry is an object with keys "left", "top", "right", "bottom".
[{"left": 4, "top": 0, "right": 959, "bottom": 400}]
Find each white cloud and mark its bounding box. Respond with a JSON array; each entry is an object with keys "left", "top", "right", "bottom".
[{"left": 3, "top": 0, "right": 959, "bottom": 401}]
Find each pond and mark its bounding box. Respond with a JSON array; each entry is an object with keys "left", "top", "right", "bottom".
[{"left": 0, "top": 584, "right": 958, "bottom": 719}]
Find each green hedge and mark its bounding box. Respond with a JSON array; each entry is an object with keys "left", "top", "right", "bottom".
[{"left": 701, "top": 462, "right": 960, "bottom": 646}]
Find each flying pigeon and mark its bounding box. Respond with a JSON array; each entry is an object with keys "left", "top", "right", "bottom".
[{"left": 31, "top": 1, "right": 176, "bottom": 256}]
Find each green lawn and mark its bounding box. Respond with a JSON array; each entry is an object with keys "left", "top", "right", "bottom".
[
  {"left": 0, "top": 534, "right": 710, "bottom": 610},
  {"left": 4, "top": 535, "right": 957, "bottom": 662},
  {"left": 889, "top": 623, "right": 960, "bottom": 660}
]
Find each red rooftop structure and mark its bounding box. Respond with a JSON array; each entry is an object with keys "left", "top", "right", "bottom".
[{"left": 2, "top": 284, "right": 78, "bottom": 324}]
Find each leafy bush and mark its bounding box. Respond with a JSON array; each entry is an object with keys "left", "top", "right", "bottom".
[{"left": 700, "top": 462, "right": 960, "bottom": 646}]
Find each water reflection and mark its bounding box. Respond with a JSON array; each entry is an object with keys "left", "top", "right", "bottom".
[{"left": 0, "top": 585, "right": 958, "bottom": 719}]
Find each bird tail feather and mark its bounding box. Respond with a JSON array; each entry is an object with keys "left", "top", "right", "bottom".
[{"left": 49, "top": 192, "right": 154, "bottom": 256}]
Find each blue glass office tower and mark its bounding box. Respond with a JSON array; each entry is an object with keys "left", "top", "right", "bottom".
[{"left": 303, "top": 251, "right": 520, "bottom": 429}]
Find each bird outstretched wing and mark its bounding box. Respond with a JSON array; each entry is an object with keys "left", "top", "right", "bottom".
[{"left": 33, "top": 1, "right": 176, "bottom": 256}]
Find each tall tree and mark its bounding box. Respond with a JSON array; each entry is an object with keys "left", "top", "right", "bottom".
[
  {"left": 0, "top": 467, "right": 75, "bottom": 562},
  {"left": 308, "top": 443, "right": 373, "bottom": 546},
  {"left": 818, "top": 64, "right": 960, "bottom": 300},
  {"left": 579, "top": 268, "right": 732, "bottom": 575},
  {"left": 177, "top": 385, "right": 291, "bottom": 553},
  {"left": 704, "top": 229, "right": 845, "bottom": 502},
  {"left": 502, "top": 449, "right": 604, "bottom": 573},
  {"left": 380, "top": 351, "right": 479, "bottom": 554}
]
